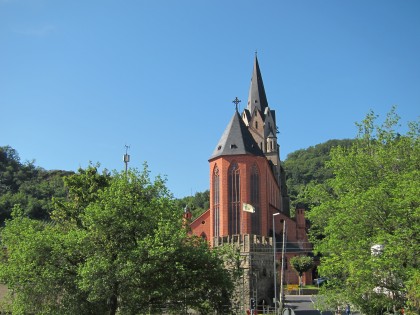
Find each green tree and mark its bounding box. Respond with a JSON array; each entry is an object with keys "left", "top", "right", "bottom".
[
  {"left": 0, "top": 165, "right": 233, "bottom": 314},
  {"left": 290, "top": 255, "right": 314, "bottom": 294},
  {"left": 283, "top": 139, "right": 354, "bottom": 211},
  {"left": 0, "top": 146, "right": 71, "bottom": 222},
  {"left": 175, "top": 190, "right": 210, "bottom": 219},
  {"left": 307, "top": 108, "right": 420, "bottom": 314}
]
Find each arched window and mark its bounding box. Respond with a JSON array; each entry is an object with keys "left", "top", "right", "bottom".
[
  {"left": 228, "top": 162, "right": 240, "bottom": 235},
  {"left": 200, "top": 232, "right": 207, "bottom": 241},
  {"left": 250, "top": 164, "right": 260, "bottom": 235},
  {"left": 213, "top": 165, "right": 220, "bottom": 238}
]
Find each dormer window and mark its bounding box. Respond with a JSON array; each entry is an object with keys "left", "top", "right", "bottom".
[
  {"left": 230, "top": 144, "right": 237, "bottom": 149},
  {"left": 255, "top": 121, "right": 258, "bottom": 129}
]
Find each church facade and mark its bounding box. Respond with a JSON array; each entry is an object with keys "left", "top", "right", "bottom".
[{"left": 188, "top": 56, "right": 312, "bottom": 311}]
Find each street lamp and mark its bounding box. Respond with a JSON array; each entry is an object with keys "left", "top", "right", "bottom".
[
  {"left": 280, "top": 219, "right": 286, "bottom": 310},
  {"left": 272, "top": 213, "right": 280, "bottom": 314}
]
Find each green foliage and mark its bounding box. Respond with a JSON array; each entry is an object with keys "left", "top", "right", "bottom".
[
  {"left": 0, "top": 146, "right": 71, "bottom": 222},
  {"left": 290, "top": 255, "right": 314, "bottom": 277},
  {"left": 307, "top": 107, "right": 420, "bottom": 314},
  {"left": 0, "top": 164, "right": 234, "bottom": 314},
  {"left": 283, "top": 139, "right": 354, "bottom": 211},
  {"left": 175, "top": 190, "right": 210, "bottom": 219},
  {"left": 290, "top": 255, "right": 314, "bottom": 295}
]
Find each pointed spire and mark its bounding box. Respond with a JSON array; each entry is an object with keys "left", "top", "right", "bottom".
[{"left": 247, "top": 54, "right": 269, "bottom": 115}]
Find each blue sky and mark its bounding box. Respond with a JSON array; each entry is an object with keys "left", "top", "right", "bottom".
[{"left": 1, "top": 0, "right": 419, "bottom": 198}]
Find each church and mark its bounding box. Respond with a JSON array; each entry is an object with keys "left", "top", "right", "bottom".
[{"left": 186, "top": 55, "right": 312, "bottom": 311}]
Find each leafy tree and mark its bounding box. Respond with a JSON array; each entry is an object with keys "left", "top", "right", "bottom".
[
  {"left": 175, "top": 190, "right": 210, "bottom": 219},
  {"left": 290, "top": 255, "right": 314, "bottom": 294},
  {"left": 283, "top": 139, "right": 354, "bottom": 211},
  {"left": 0, "top": 165, "right": 233, "bottom": 314},
  {"left": 0, "top": 146, "right": 71, "bottom": 222},
  {"left": 307, "top": 108, "right": 420, "bottom": 314}
]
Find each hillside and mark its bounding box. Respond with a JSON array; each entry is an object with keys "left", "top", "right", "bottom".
[
  {"left": 177, "top": 139, "right": 355, "bottom": 219},
  {"left": 0, "top": 146, "right": 72, "bottom": 222},
  {"left": 0, "top": 140, "right": 355, "bottom": 223},
  {"left": 283, "top": 139, "right": 355, "bottom": 211}
]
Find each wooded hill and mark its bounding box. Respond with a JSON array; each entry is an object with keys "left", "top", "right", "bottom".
[
  {"left": 283, "top": 139, "right": 354, "bottom": 212},
  {"left": 0, "top": 146, "right": 72, "bottom": 223},
  {"left": 174, "top": 139, "right": 356, "bottom": 219},
  {"left": 0, "top": 140, "right": 353, "bottom": 223}
]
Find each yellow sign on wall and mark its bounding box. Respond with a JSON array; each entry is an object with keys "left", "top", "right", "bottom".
[{"left": 287, "top": 284, "right": 299, "bottom": 291}]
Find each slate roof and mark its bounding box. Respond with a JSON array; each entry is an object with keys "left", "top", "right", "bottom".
[
  {"left": 209, "top": 110, "right": 265, "bottom": 160},
  {"left": 247, "top": 55, "right": 269, "bottom": 115}
]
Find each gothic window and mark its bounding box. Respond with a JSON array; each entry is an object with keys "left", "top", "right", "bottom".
[
  {"left": 228, "top": 162, "right": 240, "bottom": 235},
  {"left": 255, "top": 121, "right": 258, "bottom": 129},
  {"left": 213, "top": 165, "right": 220, "bottom": 238},
  {"left": 250, "top": 164, "right": 260, "bottom": 235}
]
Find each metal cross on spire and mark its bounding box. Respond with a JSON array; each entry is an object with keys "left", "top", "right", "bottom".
[{"left": 232, "top": 97, "right": 241, "bottom": 112}]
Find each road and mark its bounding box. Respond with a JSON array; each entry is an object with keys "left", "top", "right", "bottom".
[
  {"left": 284, "top": 295, "right": 360, "bottom": 315},
  {"left": 284, "top": 295, "right": 333, "bottom": 315}
]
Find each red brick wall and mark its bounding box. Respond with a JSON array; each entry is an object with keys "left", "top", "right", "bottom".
[
  {"left": 189, "top": 209, "right": 211, "bottom": 241},
  {"left": 208, "top": 154, "right": 281, "bottom": 241}
]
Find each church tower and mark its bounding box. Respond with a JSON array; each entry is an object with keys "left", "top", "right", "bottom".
[
  {"left": 206, "top": 55, "right": 290, "bottom": 243},
  {"left": 189, "top": 56, "right": 312, "bottom": 311}
]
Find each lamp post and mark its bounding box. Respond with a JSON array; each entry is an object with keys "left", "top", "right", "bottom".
[
  {"left": 273, "top": 213, "right": 280, "bottom": 314},
  {"left": 280, "top": 219, "right": 286, "bottom": 310}
]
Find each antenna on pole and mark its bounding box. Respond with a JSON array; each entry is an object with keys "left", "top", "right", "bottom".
[{"left": 123, "top": 145, "right": 130, "bottom": 175}]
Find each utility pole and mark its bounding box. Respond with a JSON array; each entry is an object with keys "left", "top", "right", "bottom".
[{"left": 123, "top": 145, "right": 130, "bottom": 175}]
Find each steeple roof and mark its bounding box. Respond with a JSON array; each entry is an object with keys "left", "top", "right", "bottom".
[
  {"left": 209, "top": 110, "right": 264, "bottom": 160},
  {"left": 247, "top": 55, "right": 269, "bottom": 115}
]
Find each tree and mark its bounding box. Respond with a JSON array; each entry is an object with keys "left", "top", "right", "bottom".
[
  {"left": 0, "top": 165, "right": 234, "bottom": 314},
  {"left": 0, "top": 146, "right": 71, "bottom": 222},
  {"left": 175, "top": 190, "right": 210, "bottom": 219},
  {"left": 283, "top": 139, "right": 354, "bottom": 211},
  {"left": 307, "top": 107, "right": 420, "bottom": 314},
  {"left": 290, "top": 255, "right": 314, "bottom": 294}
]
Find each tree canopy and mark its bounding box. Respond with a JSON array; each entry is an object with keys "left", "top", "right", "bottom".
[
  {"left": 0, "top": 165, "right": 233, "bottom": 314},
  {"left": 283, "top": 139, "right": 354, "bottom": 211},
  {"left": 175, "top": 190, "right": 210, "bottom": 220},
  {"left": 290, "top": 255, "right": 314, "bottom": 278},
  {"left": 307, "top": 108, "right": 420, "bottom": 314},
  {"left": 0, "top": 146, "right": 71, "bottom": 222}
]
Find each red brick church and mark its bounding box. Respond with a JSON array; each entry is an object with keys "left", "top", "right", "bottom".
[{"left": 187, "top": 55, "right": 312, "bottom": 310}]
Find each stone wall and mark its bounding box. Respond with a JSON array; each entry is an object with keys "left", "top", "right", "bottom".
[{"left": 214, "top": 234, "right": 276, "bottom": 312}]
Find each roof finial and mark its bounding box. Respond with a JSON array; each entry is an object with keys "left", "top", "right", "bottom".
[
  {"left": 232, "top": 97, "right": 241, "bottom": 112},
  {"left": 255, "top": 49, "right": 258, "bottom": 57}
]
